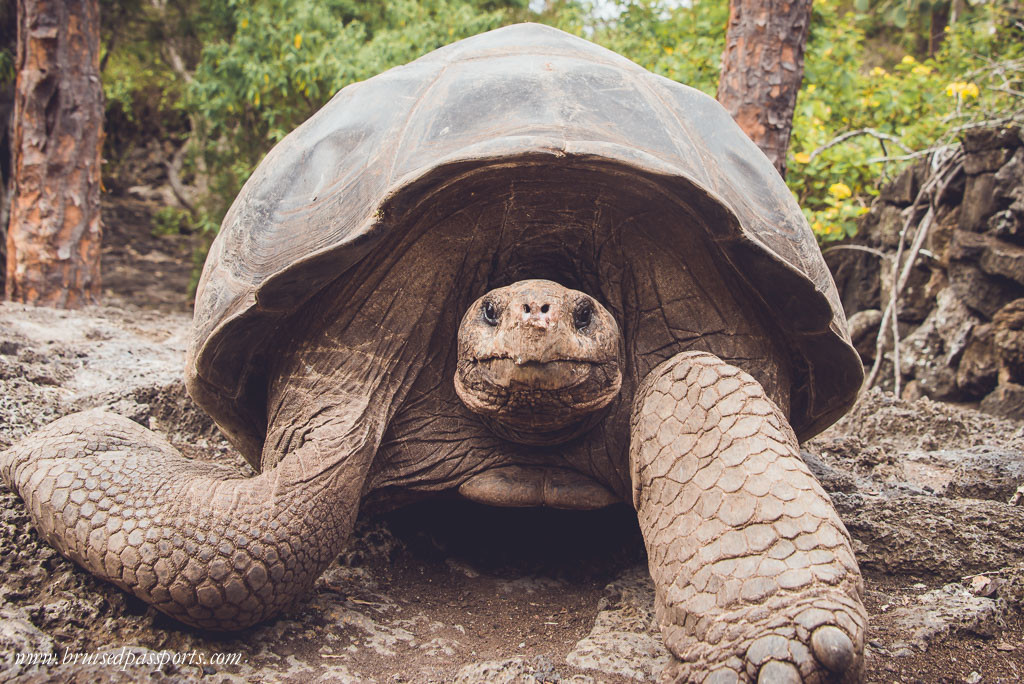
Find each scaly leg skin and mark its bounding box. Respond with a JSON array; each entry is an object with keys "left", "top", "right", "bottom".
[
  {"left": 630, "top": 352, "right": 865, "bottom": 683},
  {"left": 0, "top": 409, "right": 375, "bottom": 630}
]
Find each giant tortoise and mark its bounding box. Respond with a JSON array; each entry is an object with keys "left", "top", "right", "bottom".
[{"left": 2, "top": 23, "right": 866, "bottom": 683}]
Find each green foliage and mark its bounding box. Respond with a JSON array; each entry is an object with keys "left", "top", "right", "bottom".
[
  {"left": 787, "top": 0, "right": 1024, "bottom": 241},
  {"left": 580, "top": 0, "right": 729, "bottom": 96},
  {"left": 151, "top": 206, "right": 193, "bottom": 237},
  {"left": 99, "top": 0, "right": 1023, "bottom": 264},
  {"left": 187, "top": 0, "right": 522, "bottom": 256}
]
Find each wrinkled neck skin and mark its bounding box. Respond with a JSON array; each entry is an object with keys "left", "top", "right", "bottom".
[{"left": 454, "top": 279, "right": 624, "bottom": 447}]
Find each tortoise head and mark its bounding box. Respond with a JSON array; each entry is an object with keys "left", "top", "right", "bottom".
[{"left": 455, "top": 279, "right": 623, "bottom": 444}]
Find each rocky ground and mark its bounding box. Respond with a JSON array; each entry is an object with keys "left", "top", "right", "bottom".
[{"left": 1, "top": 198, "right": 1023, "bottom": 683}]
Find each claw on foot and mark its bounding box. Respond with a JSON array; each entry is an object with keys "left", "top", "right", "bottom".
[
  {"left": 810, "top": 625, "right": 855, "bottom": 673},
  {"left": 757, "top": 660, "right": 802, "bottom": 684}
]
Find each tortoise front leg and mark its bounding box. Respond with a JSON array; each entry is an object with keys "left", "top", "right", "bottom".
[
  {"left": 1, "top": 409, "right": 375, "bottom": 630},
  {"left": 630, "top": 352, "right": 865, "bottom": 683}
]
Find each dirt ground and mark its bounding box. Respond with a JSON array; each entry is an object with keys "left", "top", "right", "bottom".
[{"left": 0, "top": 197, "right": 1022, "bottom": 683}]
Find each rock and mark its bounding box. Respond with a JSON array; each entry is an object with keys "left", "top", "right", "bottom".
[
  {"left": 951, "top": 230, "right": 1024, "bottom": 286},
  {"left": 995, "top": 147, "right": 1024, "bottom": 202},
  {"left": 961, "top": 126, "right": 1022, "bottom": 154},
  {"left": 884, "top": 583, "right": 1005, "bottom": 651},
  {"left": 943, "top": 446, "right": 1024, "bottom": 502},
  {"left": 816, "top": 388, "right": 1024, "bottom": 455},
  {"left": 565, "top": 568, "right": 669, "bottom": 682},
  {"left": 801, "top": 450, "right": 862, "bottom": 494},
  {"left": 956, "top": 323, "right": 998, "bottom": 399},
  {"left": 865, "top": 201, "right": 910, "bottom": 248},
  {"left": 964, "top": 148, "right": 1012, "bottom": 175},
  {"left": 825, "top": 245, "right": 881, "bottom": 317},
  {"left": 0, "top": 606, "right": 56, "bottom": 681},
  {"left": 901, "top": 379, "right": 925, "bottom": 402},
  {"left": 832, "top": 493, "right": 1024, "bottom": 578},
  {"left": 980, "top": 382, "right": 1024, "bottom": 420},
  {"left": 992, "top": 299, "right": 1024, "bottom": 383},
  {"left": 989, "top": 209, "right": 1023, "bottom": 243},
  {"left": 959, "top": 173, "right": 1000, "bottom": 232},
  {"left": 879, "top": 257, "right": 936, "bottom": 324},
  {"left": 879, "top": 163, "right": 923, "bottom": 206},
  {"left": 846, "top": 309, "right": 883, "bottom": 361},
  {"left": 872, "top": 446, "right": 1024, "bottom": 501},
  {"left": 947, "top": 261, "right": 1021, "bottom": 318},
  {"left": 899, "top": 288, "right": 979, "bottom": 400},
  {"left": 454, "top": 657, "right": 592, "bottom": 684}
]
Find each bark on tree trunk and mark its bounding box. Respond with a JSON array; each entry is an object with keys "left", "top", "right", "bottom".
[
  {"left": 5, "top": 0, "right": 103, "bottom": 307},
  {"left": 716, "top": 0, "right": 813, "bottom": 179}
]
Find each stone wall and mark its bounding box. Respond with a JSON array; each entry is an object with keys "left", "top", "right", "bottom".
[{"left": 827, "top": 126, "right": 1024, "bottom": 419}]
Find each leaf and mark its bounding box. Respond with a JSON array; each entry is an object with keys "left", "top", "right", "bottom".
[{"left": 892, "top": 6, "right": 908, "bottom": 28}]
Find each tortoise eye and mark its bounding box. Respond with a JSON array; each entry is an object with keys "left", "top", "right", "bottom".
[
  {"left": 573, "top": 300, "right": 593, "bottom": 330},
  {"left": 482, "top": 300, "right": 499, "bottom": 326}
]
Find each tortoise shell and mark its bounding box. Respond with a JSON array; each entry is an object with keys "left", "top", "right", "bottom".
[{"left": 186, "top": 23, "right": 862, "bottom": 465}]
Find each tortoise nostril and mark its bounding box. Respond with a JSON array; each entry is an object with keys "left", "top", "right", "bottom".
[
  {"left": 523, "top": 304, "right": 531, "bottom": 314},
  {"left": 541, "top": 304, "right": 549, "bottom": 314}
]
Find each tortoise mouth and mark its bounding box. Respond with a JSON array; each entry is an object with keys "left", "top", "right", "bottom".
[
  {"left": 474, "top": 357, "right": 596, "bottom": 392},
  {"left": 454, "top": 357, "right": 622, "bottom": 442}
]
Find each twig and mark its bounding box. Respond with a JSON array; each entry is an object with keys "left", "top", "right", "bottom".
[
  {"left": 864, "top": 150, "right": 964, "bottom": 393},
  {"left": 990, "top": 84, "right": 1024, "bottom": 99},
  {"left": 821, "top": 244, "right": 887, "bottom": 259},
  {"left": 865, "top": 144, "right": 957, "bottom": 165},
  {"left": 945, "top": 111, "right": 1024, "bottom": 135},
  {"left": 810, "top": 128, "right": 912, "bottom": 161},
  {"left": 166, "top": 143, "right": 197, "bottom": 215}
]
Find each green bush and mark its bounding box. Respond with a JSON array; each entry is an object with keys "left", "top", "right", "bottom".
[
  {"left": 187, "top": 0, "right": 523, "bottom": 253},
  {"left": 150, "top": 0, "right": 1022, "bottom": 267},
  {"left": 786, "top": 0, "right": 1023, "bottom": 241}
]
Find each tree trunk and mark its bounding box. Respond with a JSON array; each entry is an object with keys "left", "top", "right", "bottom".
[
  {"left": 5, "top": 0, "right": 103, "bottom": 307},
  {"left": 716, "top": 0, "right": 813, "bottom": 179}
]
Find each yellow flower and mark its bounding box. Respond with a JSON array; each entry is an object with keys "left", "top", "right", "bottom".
[
  {"left": 812, "top": 220, "right": 825, "bottom": 234},
  {"left": 807, "top": 83, "right": 816, "bottom": 93},
  {"left": 829, "top": 182, "right": 852, "bottom": 200},
  {"left": 870, "top": 66, "right": 888, "bottom": 77},
  {"left": 794, "top": 152, "right": 812, "bottom": 164},
  {"left": 240, "top": 18, "right": 249, "bottom": 29},
  {"left": 664, "top": 46, "right": 674, "bottom": 55},
  {"left": 945, "top": 81, "right": 981, "bottom": 99},
  {"left": 901, "top": 55, "right": 916, "bottom": 64},
  {"left": 912, "top": 64, "right": 932, "bottom": 76},
  {"left": 294, "top": 33, "right": 302, "bottom": 50}
]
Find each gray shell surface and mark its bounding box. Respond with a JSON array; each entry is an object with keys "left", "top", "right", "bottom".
[{"left": 187, "top": 23, "right": 862, "bottom": 463}]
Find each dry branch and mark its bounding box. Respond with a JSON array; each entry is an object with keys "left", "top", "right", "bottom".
[
  {"left": 811, "top": 128, "right": 912, "bottom": 161},
  {"left": 863, "top": 150, "right": 965, "bottom": 394}
]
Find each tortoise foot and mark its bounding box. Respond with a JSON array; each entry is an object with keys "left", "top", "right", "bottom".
[
  {"left": 657, "top": 589, "right": 865, "bottom": 683},
  {"left": 630, "top": 352, "right": 866, "bottom": 683}
]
